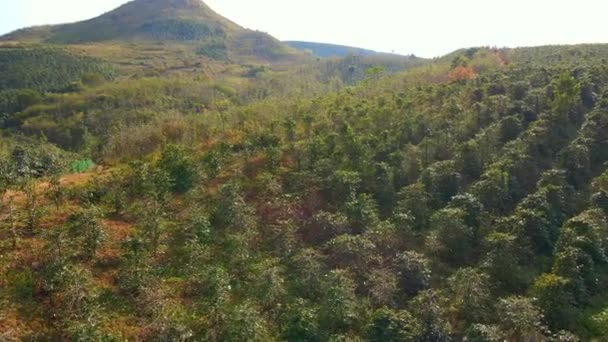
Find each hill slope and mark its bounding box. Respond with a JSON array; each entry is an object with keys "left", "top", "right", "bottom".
[
  {"left": 0, "top": 46, "right": 116, "bottom": 92},
  {"left": 285, "top": 41, "right": 386, "bottom": 57},
  {"left": 1, "top": 45, "right": 608, "bottom": 340}
]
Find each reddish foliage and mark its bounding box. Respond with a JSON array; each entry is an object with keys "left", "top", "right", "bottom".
[{"left": 449, "top": 66, "right": 476, "bottom": 81}]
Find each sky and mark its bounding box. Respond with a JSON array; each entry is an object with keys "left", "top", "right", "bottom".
[{"left": 0, "top": 0, "right": 607, "bottom": 57}]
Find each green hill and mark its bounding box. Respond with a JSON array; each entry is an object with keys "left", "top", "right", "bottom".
[
  {"left": 0, "top": 0, "right": 302, "bottom": 63},
  {"left": 285, "top": 41, "right": 389, "bottom": 57}
]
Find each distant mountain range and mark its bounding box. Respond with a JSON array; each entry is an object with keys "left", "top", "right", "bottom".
[{"left": 284, "top": 41, "right": 389, "bottom": 58}]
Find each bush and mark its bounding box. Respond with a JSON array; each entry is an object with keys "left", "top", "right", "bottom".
[{"left": 158, "top": 144, "right": 196, "bottom": 194}]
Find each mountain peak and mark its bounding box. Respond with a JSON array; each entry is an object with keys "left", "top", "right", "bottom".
[
  {"left": 135, "top": 0, "right": 207, "bottom": 10},
  {"left": 1, "top": 0, "right": 239, "bottom": 44}
]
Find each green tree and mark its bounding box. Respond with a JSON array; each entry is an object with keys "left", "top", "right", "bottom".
[
  {"left": 529, "top": 273, "right": 578, "bottom": 330},
  {"left": 158, "top": 144, "right": 196, "bottom": 194},
  {"left": 481, "top": 232, "right": 526, "bottom": 292},
  {"left": 223, "top": 302, "right": 272, "bottom": 342},
  {"left": 367, "top": 308, "right": 422, "bottom": 341},
  {"left": 65, "top": 207, "right": 106, "bottom": 260},
  {"left": 496, "top": 296, "right": 548, "bottom": 342},
  {"left": 211, "top": 183, "right": 256, "bottom": 232},
  {"left": 345, "top": 193, "right": 381, "bottom": 233},
  {"left": 429, "top": 208, "right": 475, "bottom": 265},
  {"left": 394, "top": 251, "right": 431, "bottom": 297},
  {"left": 327, "top": 170, "right": 361, "bottom": 204},
  {"left": 325, "top": 234, "right": 380, "bottom": 279},
  {"left": 289, "top": 248, "right": 325, "bottom": 299},
  {"left": 410, "top": 290, "right": 451, "bottom": 341},
  {"left": 280, "top": 299, "right": 322, "bottom": 342},
  {"left": 446, "top": 268, "right": 493, "bottom": 328},
  {"left": 319, "top": 270, "right": 359, "bottom": 333}
]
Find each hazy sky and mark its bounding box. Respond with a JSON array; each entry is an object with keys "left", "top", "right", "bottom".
[{"left": 1, "top": 0, "right": 607, "bottom": 57}]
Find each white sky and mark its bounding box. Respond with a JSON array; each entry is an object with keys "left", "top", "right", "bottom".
[{"left": 1, "top": 0, "right": 607, "bottom": 57}]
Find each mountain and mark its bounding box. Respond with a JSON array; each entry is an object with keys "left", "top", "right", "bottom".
[
  {"left": 285, "top": 41, "right": 387, "bottom": 58},
  {"left": 0, "top": 0, "right": 302, "bottom": 63}
]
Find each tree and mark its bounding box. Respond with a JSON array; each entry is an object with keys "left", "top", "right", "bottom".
[
  {"left": 47, "top": 173, "right": 64, "bottom": 211},
  {"left": 223, "top": 302, "right": 272, "bottom": 342},
  {"left": 326, "top": 170, "right": 361, "bottom": 205},
  {"left": 374, "top": 162, "right": 397, "bottom": 215},
  {"left": 367, "top": 308, "right": 422, "bottom": 341},
  {"left": 499, "top": 116, "right": 523, "bottom": 143},
  {"left": 446, "top": 268, "right": 493, "bottom": 328},
  {"left": 345, "top": 193, "right": 381, "bottom": 234},
  {"left": 496, "top": 296, "right": 548, "bottom": 342},
  {"left": 280, "top": 299, "right": 322, "bottom": 342},
  {"left": 211, "top": 183, "right": 256, "bottom": 232},
  {"left": 590, "top": 307, "right": 608, "bottom": 338},
  {"left": 319, "top": 270, "right": 359, "bottom": 333},
  {"left": 421, "top": 161, "right": 462, "bottom": 206},
  {"left": 0, "top": 160, "right": 18, "bottom": 248},
  {"left": 365, "top": 267, "right": 398, "bottom": 307},
  {"left": 394, "top": 251, "right": 431, "bottom": 297},
  {"left": 448, "top": 193, "right": 485, "bottom": 229},
  {"left": 560, "top": 143, "right": 591, "bottom": 189},
  {"left": 396, "top": 183, "right": 433, "bottom": 231},
  {"left": 463, "top": 324, "right": 503, "bottom": 342},
  {"left": 529, "top": 273, "right": 578, "bottom": 330},
  {"left": 251, "top": 259, "right": 287, "bottom": 311},
  {"left": 429, "top": 208, "right": 475, "bottom": 265},
  {"left": 471, "top": 167, "right": 511, "bottom": 214},
  {"left": 550, "top": 72, "right": 581, "bottom": 121},
  {"left": 158, "top": 143, "right": 196, "bottom": 194},
  {"left": 481, "top": 232, "right": 526, "bottom": 292},
  {"left": 449, "top": 66, "right": 476, "bottom": 81},
  {"left": 410, "top": 290, "right": 451, "bottom": 342},
  {"left": 303, "top": 211, "right": 349, "bottom": 245},
  {"left": 552, "top": 211, "right": 608, "bottom": 300},
  {"left": 456, "top": 140, "right": 483, "bottom": 180},
  {"left": 135, "top": 198, "right": 165, "bottom": 254},
  {"left": 20, "top": 174, "right": 43, "bottom": 235},
  {"left": 591, "top": 191, "right": 608, "bottom": 214},
  {"left": 66, "top": 207, "right": 106, "bottom": 260},
  {"left": 325, "top": 234, "right": 380, "bottom": 279},
  {"left": 289, "top": 248, "right": 325, "bottom": 299}
]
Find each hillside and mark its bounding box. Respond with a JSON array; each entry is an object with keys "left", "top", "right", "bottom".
[
  {"left": 2, "top": 1, "right": 608, "bottom": 340},
  {"left": 1, "top": 43, "right": 608, "bottom": 340},
  {"left": 0, "top": 46, "right": 116, "bottom": 92},
  {"left": 285, "top": 41, "right": 386, "bottom": 58}
]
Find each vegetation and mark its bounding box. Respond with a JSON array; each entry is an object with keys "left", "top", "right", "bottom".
[
  {"left": 0, "top": 47, "right": 116, "bottom": 91},
  {"left": 1, "top": 0, "right": 608, "bottom": 340},
  {"left": 286, "top": 41, "right": 387, "bottom": 58}
]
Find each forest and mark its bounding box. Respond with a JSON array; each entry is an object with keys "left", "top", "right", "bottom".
[
  {"left": 1, "top": 1, "right": 608, "bottom": 340},
  {"left": 0, "top": 42, "right": 607, "bottom": 341}
]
